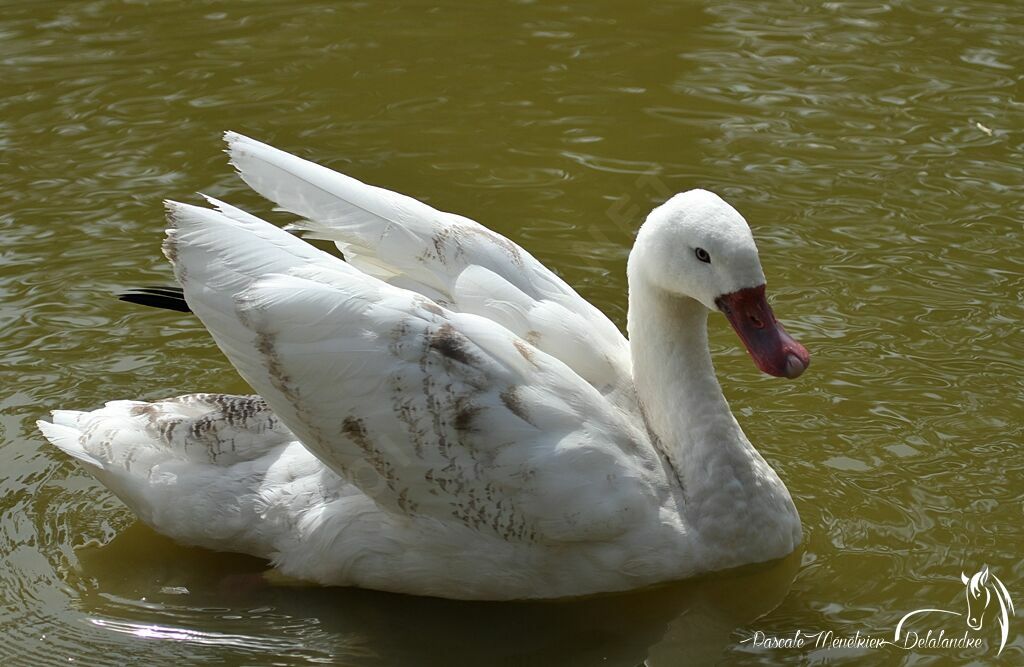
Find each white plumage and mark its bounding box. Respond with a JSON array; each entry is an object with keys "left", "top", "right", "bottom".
[{"left": 38, "top": 133, "right": 809, "bottom": 600}]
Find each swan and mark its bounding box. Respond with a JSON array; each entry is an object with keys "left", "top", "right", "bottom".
[{"left": 37, "top": 133, "right": 810, "bottom": 601}]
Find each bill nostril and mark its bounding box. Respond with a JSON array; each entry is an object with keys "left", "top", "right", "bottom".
[{"left": 749, "top": 315, "right": 764, "bottom": 329}]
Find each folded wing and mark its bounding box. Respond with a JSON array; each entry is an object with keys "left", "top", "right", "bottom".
[{"left": 166, "top": 201, "right": 659, "bottom": 543}]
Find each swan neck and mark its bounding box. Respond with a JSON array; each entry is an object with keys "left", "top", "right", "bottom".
[
  {"left": 626, "top": 269, "right": 801, "bottom": 560},
  {"left": 627, "top": 282, "right": 739, "bottom": 468},
  {"left": 618, "top": 270, "right": 765, "bottom": 489}
]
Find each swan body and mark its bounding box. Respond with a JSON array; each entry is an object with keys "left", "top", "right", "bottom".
[{"left": 38, "top": 133, "right": 809, "bottom": 600}]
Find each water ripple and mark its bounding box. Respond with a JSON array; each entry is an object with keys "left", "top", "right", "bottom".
[{"left": 1, "top": 0, "right": 1022, "bottom": 664}]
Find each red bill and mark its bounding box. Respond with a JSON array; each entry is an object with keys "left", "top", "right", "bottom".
[{"left": 715, "top": 285, "right": 809, "bottom": 379}]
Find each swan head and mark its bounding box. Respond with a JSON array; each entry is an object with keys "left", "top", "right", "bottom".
[{"left": 632, "top": 189, "right": 810, "bottom": 379}]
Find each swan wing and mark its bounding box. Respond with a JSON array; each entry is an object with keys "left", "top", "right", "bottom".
[
  {"left": 224, "top": 133, "right": 635, "bottom": 408},
  {"left": 165, "top": 200, "right": 660, "bottom": 543}
]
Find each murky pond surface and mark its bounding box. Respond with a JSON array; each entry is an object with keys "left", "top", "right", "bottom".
[{"left": 1, "top": 1, "right": 1022, "bottom": 664}]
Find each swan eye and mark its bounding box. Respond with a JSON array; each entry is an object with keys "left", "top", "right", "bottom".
[{"left": 695, "top": 247, "right": 711, "bottom": 263}]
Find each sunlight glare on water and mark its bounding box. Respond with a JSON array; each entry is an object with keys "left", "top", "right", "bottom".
[{"left": 1, "top": 1, "right": 1021, "bottom": 665}]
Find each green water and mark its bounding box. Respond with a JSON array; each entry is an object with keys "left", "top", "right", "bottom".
[{"left": 2, "top": 1, "right": 1022, "bottom": 664}]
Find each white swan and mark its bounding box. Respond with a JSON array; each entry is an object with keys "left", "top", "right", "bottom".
[{"left": 37, "top": 133, "right": 810, "bottom": 601}]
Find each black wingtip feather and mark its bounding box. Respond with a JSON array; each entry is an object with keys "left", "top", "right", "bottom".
[{"left": 118, "top": 286, "right": 192, "bottom": 313}]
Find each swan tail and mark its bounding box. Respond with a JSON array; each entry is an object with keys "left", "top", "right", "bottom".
[
  {"left": 118, "top": 286, "right": 191, "bottom": 313},
  {"left": 37, "top": 417, "right": 103, "bottom": 468},
  {"left": 37, "top": 395, "right": 307, "bottom": 554}
]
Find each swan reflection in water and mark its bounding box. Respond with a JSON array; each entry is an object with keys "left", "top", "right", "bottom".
[{"left": 75, "top": 523, "right": 801, "bottom": 666}]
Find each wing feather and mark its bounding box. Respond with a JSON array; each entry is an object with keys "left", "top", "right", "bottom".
[
  {"left": 166, "top": 201, "right": 660, "bottom": 543},
  {"left": 224, "top": 133, "right": 636, "bottom": 410}
]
